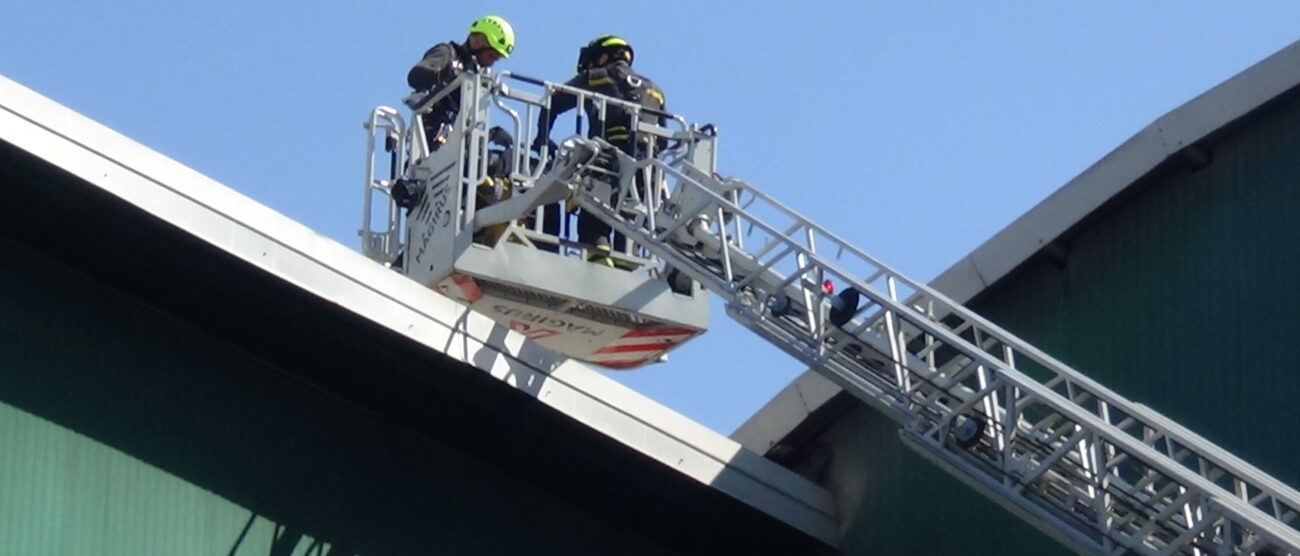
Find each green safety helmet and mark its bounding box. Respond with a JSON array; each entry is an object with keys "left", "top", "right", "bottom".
[
  {"left": 577, "top": 35, "right": 633, "bottom": 71},
  {"left": 468, "top": 15, "right": 515, "bottom": 58}
]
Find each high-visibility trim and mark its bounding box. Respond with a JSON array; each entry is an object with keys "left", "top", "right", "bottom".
[
  {"left": 622, "top": 327, "right": 697, "bottom": 338},
  {"left": 607, "top": 125, "right": 630, "bottom": 141},
  {"left": 594, "top": 343, "right": 676, "bottom": 354},
  {"left": 585, "top": 326, "right": 700, "bottom": 369},
  {"left": 647, "top": 88, "right": 665, "bottom": 105},
  {"left": 596, "top": 36, "right": 629, "bottom": 48},
  {"left": 588, "top": 77, "right": 615, "bottom": 87}
]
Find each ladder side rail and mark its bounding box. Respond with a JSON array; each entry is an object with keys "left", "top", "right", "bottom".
[
  {"left": 737, "top": 300, "right": 1156, "bottom": 554},
  {"left": 643, "top": 162, "right": 1044, "bottom": 423},
  {"left": 701, "top": 179, "right": 1058, "bottom": 385},
  {"left": 644, "top": 164, "right": 837, "bottom": 340},
  {"left": 866, "top": 277, "right": 1300, "bottom": 527},
  {"left": 1137, "top": 403, "right": 1300, "bottom": 526},
  {"left": 899, "top": 429, "right": 1130, "bottom": 555},
  {"left": 996, "top": 342, "right": 1300, "bottom": 528},
  {"left": 722, "top": 178, "right": 1300, "bottom": 550},
  {"left": 623, "top": 196, "right": 1205, "bottom": 553},
  {"left": 892, "top": 282, "right": 1300, "bottom": 526},
  {"left": 625, "top": 246, "right": 1287, "bottom": 552},
  {"left": 570, "top": 154, "right": 1300, "bottom": 554},
  {"left": 754, "top": 229, "right": 1289, "bottom": 550},
  {"left": 876, "top": 282, "right": 1300, "bottom": 526},
  {"left": 908, "top": 416, "right": 1237, "bottom": 555},
  {"left": 726, "top": 302, "right": 928, "bottom": 424},
  {"left": 759, "top": 223, "right": 1300, "bottom": 553},
  {"left": 591, "top": 158, "right": 992, "bottom": 414},
  {"left": 655, "top": 160, "right": 1300, "bottom": 526}
]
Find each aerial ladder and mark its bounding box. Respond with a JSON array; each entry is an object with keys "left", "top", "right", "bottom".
[{"left": 361, "top": 71, "right": 1300, "bottom": 555}]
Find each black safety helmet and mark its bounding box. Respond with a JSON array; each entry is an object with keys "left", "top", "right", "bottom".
[{"left": 576, "top": 35, "right": 634, "bottom": 72}]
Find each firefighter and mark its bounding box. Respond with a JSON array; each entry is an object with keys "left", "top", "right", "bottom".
[
  {"left": 404, "top": 15, "right": 514, "bottom": 149},
  {"left": 390, "top": 15, "right": 514, "bottom": 266},
  {"left": 533, "top": 35, "right": 667, "bottom": 259}
]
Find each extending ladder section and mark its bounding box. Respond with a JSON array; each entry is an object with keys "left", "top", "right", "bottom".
[{"left": 509, "top": 101, "right": 1300, "bottom": 554}]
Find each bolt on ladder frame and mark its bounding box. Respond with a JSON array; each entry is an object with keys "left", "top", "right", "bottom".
[{"left": 552, "top": 112, "right": 1300, "bottom": 553}]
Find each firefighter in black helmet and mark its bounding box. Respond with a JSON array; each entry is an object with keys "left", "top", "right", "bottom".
[{"left": 534, "top": 35, "right": 668, "bottom": 252}]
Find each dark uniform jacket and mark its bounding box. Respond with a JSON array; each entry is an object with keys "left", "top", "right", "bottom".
[
  {"left": 536, "top": 61, "right": 666, "bottom": 154},
  {"left": 406, "top": 41, "right": 481, "bottom": 137}
]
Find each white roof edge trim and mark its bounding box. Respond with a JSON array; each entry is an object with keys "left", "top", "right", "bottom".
[
  {"left": 937, "top": 38, "right": 1300, "bottom": 306},
  {"left": 0, "top": 74, "right": 837, "bottom": 546}
]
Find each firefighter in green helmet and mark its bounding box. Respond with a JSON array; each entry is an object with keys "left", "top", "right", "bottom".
[
  {"left": 393, "top": 15, "right": 515, "bottom": 210},
  {"left": 405, "top": 15, "right": 513, "bottom": 144},
  {"left": 408, "top": 14, "right": 513, "bottom": 91}
]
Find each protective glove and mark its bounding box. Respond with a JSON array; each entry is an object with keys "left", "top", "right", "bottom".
[{"left": 488, "top": 126, "right": 513, "bottom": 147}]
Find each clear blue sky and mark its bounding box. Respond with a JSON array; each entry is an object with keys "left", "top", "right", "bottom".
[{"left": 4, "top": 2, "right": 1298, "bottom": 434}]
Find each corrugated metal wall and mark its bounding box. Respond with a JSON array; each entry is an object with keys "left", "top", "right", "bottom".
[
  {"left": 0, "top": 403, "right": 321, "bottom": 554},
  {"left": 823, "top": 89, "right": 1300, "bottom": 554}
]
